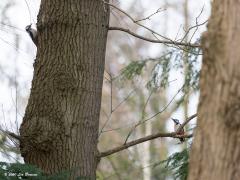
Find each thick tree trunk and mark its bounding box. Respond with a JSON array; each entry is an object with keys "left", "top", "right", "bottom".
[
  {"left": 188, "top": 1, "right": 240, "bottom": 180},
  {"left": 20, "top": 1, "right": 109, "bottom": 179}
]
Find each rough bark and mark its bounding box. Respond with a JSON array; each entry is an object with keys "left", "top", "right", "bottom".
[
  {"left": 188, "top": 1, "right": 240, "bottom": 180},
  {"left": 20, "top": 1, "right": 109, "bottom": 179}
]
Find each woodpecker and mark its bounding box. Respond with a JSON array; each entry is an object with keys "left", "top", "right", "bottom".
[
  {"left": 172, "top": 118, "right": 185, "bottom": 143},
  {"left": 25, "top": 24, "right": 38, "bottom": 46}
]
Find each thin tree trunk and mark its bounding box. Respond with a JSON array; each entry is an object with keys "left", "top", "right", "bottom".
[
  {"left": 183, "top": 0, "right": 190, "bottom": 150},
  {"left": 20, "top": 1, "right": 109, "bottom": 179},
  {"left": 183, "top": 0, "right": 189, "bottom": 122},
  {"left": 141, "top": 122, "right": 151, "bottom": 180},
  {"left": 134, "top": 90, "right": 151, "bottom": 180},
  {"left": 188, "top": 0, "right": 240, "bottom": 179}
]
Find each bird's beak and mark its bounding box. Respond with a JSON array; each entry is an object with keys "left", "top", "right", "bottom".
[{"left": 171, "top": 118, "right": 177, "bottom": 124}]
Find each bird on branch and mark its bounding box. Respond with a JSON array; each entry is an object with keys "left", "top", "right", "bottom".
[{"left": 172, "top": 118, "right": 185, "bottom": 143}]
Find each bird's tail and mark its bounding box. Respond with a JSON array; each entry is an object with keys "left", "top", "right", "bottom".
[{"left": 179, "top": 138, "right": 185, "bottom": 143}]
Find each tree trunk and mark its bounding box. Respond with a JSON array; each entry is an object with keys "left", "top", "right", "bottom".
[
  {"left": 188, "top": 1, "right": 240, "bottom": 179},
  {"left": 19, "top": 1, "right": 109, "bottom": 179}
]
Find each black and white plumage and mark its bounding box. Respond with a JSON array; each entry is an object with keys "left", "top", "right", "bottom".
[
  {"left": 172, "top": 118, "right": 185, "bottom": 143},
  {"left": 25, "top": 24, "right": 38, "bottom": 46}
]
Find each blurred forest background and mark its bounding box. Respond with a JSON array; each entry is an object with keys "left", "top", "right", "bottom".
[{"left": 0, "top": 0, "right": 210, "bottom": 179}]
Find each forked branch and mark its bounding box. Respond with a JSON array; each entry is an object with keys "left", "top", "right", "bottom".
[
  {"left": 103, "top": 0, "right": 201, "bottom": 48},
  {"left": 108, "top": 27, "right": 200, "bottom": 48}
]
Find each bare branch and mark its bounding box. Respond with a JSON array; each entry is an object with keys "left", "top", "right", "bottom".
[
  {"left": 1, "top": 105, "right": 21, "bottom": 141},
  {"left": 112, "top": 89, "right": 135, "bottom": 112},
  {"left": 180, "top": 5, "right": 208, "bottom": 42},
  {"left": 123, "top": 90, "right": 153, "bottom": 144},
  {"left": 103, "top": 0, "right": 200, "bottom": 48},
  {"left": 98, "top": 78, "right": 136, "bottom": 137},
  {"left": 0, "top": 129, "right": 21, "bottom": 141},
  {"left": 99, "top": 114, "right": 197, "bottom": 158},
  {"left": 135, "top": 7, "right": 165, "bottom": 23},
  {"left": 5, "top": 130, "right": 21, "bottom": 141},
  {"left": 142, "top": 87, "right": 183, "bottom": 123},
  {"left": 101, "top": 81, "right": 181, "bottom": 134},
  {"left": 108, "top": 27, "right": 200, "bottom": 48},
  {"left": 99, "top": 132, "right": 193, "bottom": 158},
  {"left": 123, "top": 87, "right": 182, "bottom": 144}
]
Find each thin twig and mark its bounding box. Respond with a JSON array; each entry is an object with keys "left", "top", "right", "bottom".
[
  {"left": 112, "top": 89, "right": 136, "bottom": 112},
  {"left": 180, "top": 5, "right": 207, "bottom": 43},
  {"left": 135, "top": 7, "right": 165, "bottom": 23},
  {"left": 0, "top": 129, "right": 21, "bottom": 141},
  {"left": 0, "top": 22, "right": 25, "bottom": 32},
  {"left": 5, "top": 130, "right": 21, "bottom": 141},
  {"left": 124, "top": 90, "right": 153, "bottom": 144},
  {"left": 99, "top": 71, "right": 113, "bottom": 136},
  {"left": 98, "top": 87, "right": 136, "bottom": 136},
  {"left": 123, "top": 86, "right": 183, "bottom": 144},
  {"left": 142, "top": 86, "right": 183, "bottom": 123},
  {"left": 101, "top": 81, "right": 181, "bottom": 133}
]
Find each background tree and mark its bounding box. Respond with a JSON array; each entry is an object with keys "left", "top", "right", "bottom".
[{"left": 188, "top": 0, "right": 240, "bottom": 179}]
